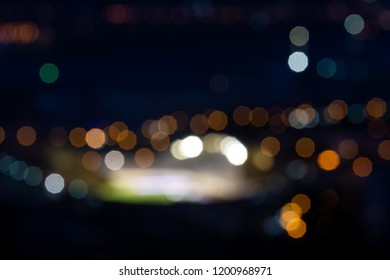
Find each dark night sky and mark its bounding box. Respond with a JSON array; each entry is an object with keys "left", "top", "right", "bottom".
[{"left": 1, "top": 0, "right": 389, "bottom": 126}]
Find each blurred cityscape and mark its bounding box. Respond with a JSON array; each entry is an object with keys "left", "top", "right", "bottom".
[{"left": 0, "top": 0, "right": 390, "bottom": 259}]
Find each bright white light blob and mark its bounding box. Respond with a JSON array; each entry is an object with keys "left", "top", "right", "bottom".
[
  {"left": 45, "top": 173, "right": 65, "bottom": 194},
  {"left": 225, "top": 143, "right": 248, "bottom": 166},
  {"left": 104, "top": 150, "right": 125, "bottom": 171},
  {"left": 107, "top": 168, "right": 243, "bottom": 202},
  {"left": 170, "top": 139, "right": 187, "bottom": 160},
  {"left": 171, "top": 134, "right": 247, "bottom": 165},
  {"left": 344, "top": 14, "right": 364, "bottom": 35},
  {"left": 220, "top": 136, "right": 248, "bottom": 166},
  {"left": 288, "top": 52, "right": 309, "bottom": 72},
  {"left": 179, "top": 135, "right": 203, "bottom": 158}
]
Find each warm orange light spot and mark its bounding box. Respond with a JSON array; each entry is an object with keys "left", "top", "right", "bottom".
[
  {"left": 251, "top": 107, "right": 268, "bottom": 127},
  {"left": 103, "top": 126, "right": 115, "bottom": 146},
  {"left": 116, "top": 130, "right": 128, "bottom": 142},
  {"left": 327, "top": 100, "right": 348, "bottom": 121},
  {"left": 279, "top": 203, "right": 302, "bottom": 229},
  {"left": 82, "top": 151, "right": 102, "bottom": 171},
  {"left": 281, "top": 202, "right": 303, "bottom": 216},
  {"left": 286, "top": 218, "right": 307, "bottom": 239},
  {"left": 134, "top": 148, "right": 154, "bottom": 168},
  {"left": 208, "top": 110, "right": 228, "bottom": 131},
  {"left": 117, "top": 130, "right": 137, "bottom": 150},
  {"left": 86, "top": 128, "right": 106, "bottom": 149},
  {"left": 366, "top": 97, "right": 387, "bottom": 119},
  {"left": 158, "top": 115, "right": 177, "bottom": 135},
  {"left": 69, "top": 127, "right": 87, "bottom": 148},
  {"left": 0, "top": 22, "right": 39, "bottom": 44},
  {"left": 260, "top": 136, "right": 280, "bottom": 157},
  {"left": 49, "top": 127, "right": 68, "bottom": 147},
  {"left": 295, "top": 137, "right": 315, "bottom": 158},
  {"left": 190, "top": 114, "right": 209, "bottom": 134},
  {"left": 378, "top": 140, "right": 390, "bottom": 160},
  {"left": 108, "top": 121, "right": 128, "bottom": 142},
  {"left": 0, "top": 127, "right": 5, "bottom": 144},
  {"left": 280, "top": 210, "right": 300, "bottom": 228},
  {"left": 338, "top": 139, "right": 358, "bottom": 160},
  {"left": 17, "top": 126, "right": 36, "bottom": 146},
  {"left": 233, "top": 106, "right": 251, "bottom": 126},
  {"left": 150, "top": 132, "right": 170, "bottom": 151},
  {"left": 352, "top": 157, "right": 372, "bottom": 177},
  {"left": 292, "top": 194, "right": 311, "bottom": 214},
  {"left": 317, "top": 150, "right": 340, "bottom": 171},
  {"left": 18, "top": 23, "right": 39, "bottom": 43}
]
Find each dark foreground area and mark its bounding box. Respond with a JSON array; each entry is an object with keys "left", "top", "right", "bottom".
[{"left": 1, "top": 174, "right": 388, "bottom": 259}]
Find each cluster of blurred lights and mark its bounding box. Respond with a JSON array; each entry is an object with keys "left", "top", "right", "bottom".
[
  {"left": 0, "top": 154, "right": 42, "bottom": 186},
  {"left": 171, "top": 135, "right": 203, "bottom": 160},
  {"left": 286, "top": 12, "right": 369, "bottom": 79},
  {"left": 288, "top": 25, "right": 309, "bottom": 73},
  {"left": 1, "top": 3, "right": 390, "bottom": 244},
  {"left": 233, "top": 106, "right": 268, "bottom": 127},
  {"left": 0, "top": 152, "right": 88, "bottom": 199},
  {"left": 288, "top": 104, "right": 319, "bottom": 129},
  {"left": 171, "top": 133, "right": 248, "bottom": 166},
  {"left": 103, "top": 4, "right": 291, "bottom": 27},
  {"left": 279, "top": 194, "right": 311, "bottom": 239},
  {"left": 0, "top": 22, "right": 39, "bottom": 44},
  {"left": 2, "top": 3, "right": 381, "bottom": 87},
  {"left": 1, "top": 1, "right": 387, "bottom": 52},
  {"left": 0, "top": 97, "right": 389, "bottom": 209},
  {"left": 100, "top": 1, "right": 389, "bottom": 37}
]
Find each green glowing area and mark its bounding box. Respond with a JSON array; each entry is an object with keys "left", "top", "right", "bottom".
[
  {"left": 39, "top": 63, "right": 59, "bottom": 84},
  {"left": 97, "top": 183, "right": 172, "bottom": 205}
]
